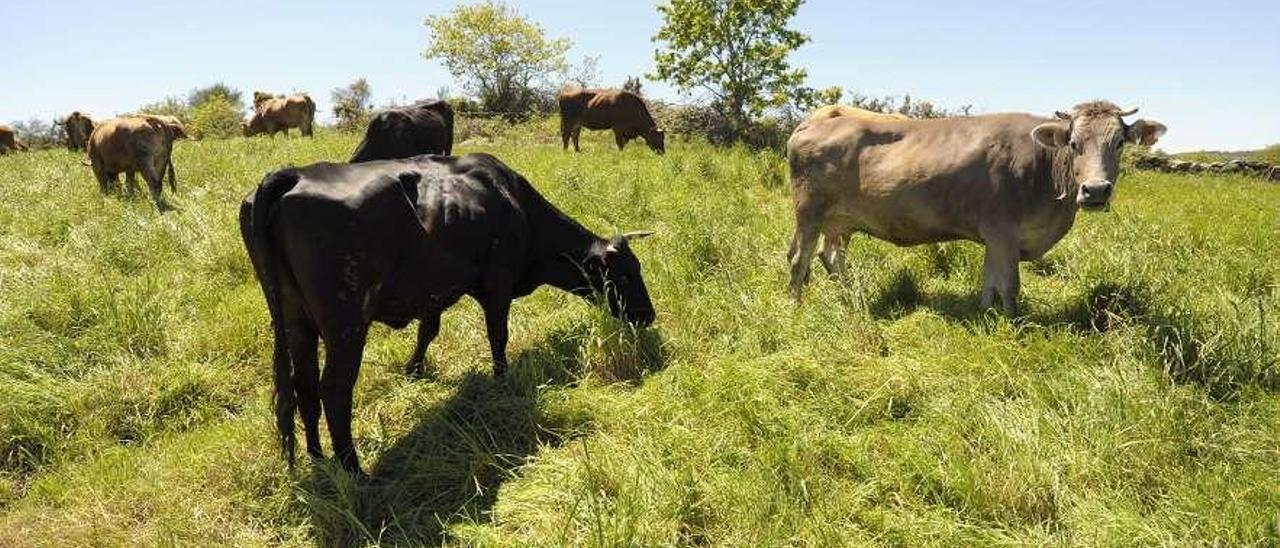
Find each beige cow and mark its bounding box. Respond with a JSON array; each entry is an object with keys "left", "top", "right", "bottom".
[
  {"left": 786, "top": 100, "right": 1166, "bottom": 314},
  {"left": 806, "top": 104, "right": 910, "bottom": 123}
]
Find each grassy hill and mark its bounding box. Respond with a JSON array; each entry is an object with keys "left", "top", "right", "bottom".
[{"left": 0, "top": 120, "right": 1277, "bottom": 546}]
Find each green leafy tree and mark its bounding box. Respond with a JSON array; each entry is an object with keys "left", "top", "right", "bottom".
[
  {"left": 622, "top": 76, "right": 644, "bottom": 96},
  {"left": 138, "top": 96, "right": 192, "bottom": 123},
  {"left": 1255, "top": 144, "right": 1280, "bottom": 165},
  {"left": 331, "top": 78, "right": 373, "bottom": 131},
  {"left": 423, "top": 1, "right": 570, "bottom": 117},
  {"left": 188, "top": 94, "right": 242, "bottom": 140},
  {"left": 188, "top": 83, "right": 244, "bottom": 112},
  {"left": 651, "top": 0, "right": 810, "bottom": 137}
]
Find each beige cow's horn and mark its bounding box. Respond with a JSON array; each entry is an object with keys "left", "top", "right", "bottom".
[
  {"left": 621, "top": 230, "right": 655, "bottom": 241},
  {"left": 1055, "top": 111, "right": 1072, "bottom": 120},
  {"left": 1118, "top": 107, "right": 1139, "bottom": 117}
]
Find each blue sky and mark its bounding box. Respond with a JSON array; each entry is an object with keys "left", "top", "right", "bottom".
[{"left": 3, "top": 0, "right": 1278, "bottom": 152}]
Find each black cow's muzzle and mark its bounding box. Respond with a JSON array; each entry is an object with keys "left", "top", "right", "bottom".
[
  {"left": 626, "top": 308, "right": 656, "bottom": 327},
  {"left": 1077, "top": 180, "right": 1114, "bottom": 211}
]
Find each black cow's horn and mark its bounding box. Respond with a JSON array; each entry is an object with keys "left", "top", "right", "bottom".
[
  {"left": 1118, "top": 107, "right": 1139, "bottom": 117},
  {"left": 621, "top": 230, "right": 655, "bottom": 241}
]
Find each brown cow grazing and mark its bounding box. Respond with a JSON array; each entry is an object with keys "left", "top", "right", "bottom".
[
  {"left": 787, "top": 100, "right": 1166, "bottom": 315},
  {"left": 0, "top": 125, "right": 26, "bottom": 154},
  {"left": 64, "top": 112, "right": 96, "bottom": 151},
  {"left": 806, "top": 104, "right": 910, "bottom": 123},
  {"left": 87, "top": 117, "right": 176, "bottom": 210},
  {"left": 558, "top": 88, "right": 665, "bottom": 154},
  {"left": 244, "top": 94, "right": 315, "bottom": 138}
]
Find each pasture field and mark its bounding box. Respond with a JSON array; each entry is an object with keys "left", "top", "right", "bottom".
[{"left": 0, "top": 120, "right": 1277, "bottom": 546}]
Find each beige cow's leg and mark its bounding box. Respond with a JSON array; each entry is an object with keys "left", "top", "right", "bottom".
[
  {"left": 979, "top": 238, "right": 1020, "bottom": 315},
  {"left": 788, "top": 197, "right": 827, "bottom": 302}
]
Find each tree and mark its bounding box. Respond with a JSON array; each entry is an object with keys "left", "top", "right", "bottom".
[
  {"left": 138, "top": 96, "right": 192, "bottom": 123},
  {"left": 651, "top": 0, "right": 810, "bottom": 137},
  {"left": 622, "top": 76, "right": 644, "bottom": 96},
  {"left": 564, "top": 55, "right": 600, "bottom": 89},
  {"left": 188, "top": 94, "right": 242, "bottom": 140},
  {"left": 423, "top": 1, "right": 570, "bottom": 117},
  {"left": 331, "top": 78, "right": 373, "bottom": 131},
  {"left": 188, "top": 83, "right": 244, "bottom": 112}
]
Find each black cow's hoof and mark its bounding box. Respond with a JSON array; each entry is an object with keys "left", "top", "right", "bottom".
[
  {"left": 404, "top": 359, "right": 424, "bottom": 379},
  {"left": 492, "top": 362, "right": 508, "bottom": 377}
]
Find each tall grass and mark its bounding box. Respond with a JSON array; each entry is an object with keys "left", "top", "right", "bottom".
[{"left": 0, "top": 121, "right": 1276, "bottom": 546}]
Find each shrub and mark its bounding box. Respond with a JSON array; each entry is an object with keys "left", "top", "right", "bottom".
[
  {"left": 187, "top": 95, "right": 242, "bottom": 140},
  {"left": 10, "top": 118, "right": 65, "bottom": 150},
  {"left": 1254, "top": 144, "right": 1280, "bottom": 165},
  {"left": 137, "top": 97, "right": 192, "bottom": 124}
]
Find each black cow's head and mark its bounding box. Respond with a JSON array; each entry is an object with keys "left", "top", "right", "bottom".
[
  {"left": 586, "top": 231, "right": 656, "bottom": 326},
  {"left": 643, "top": 128, "right": 666, "bottom": 154},
  {"left": 1031, "top": 101, "right": 1166, "bottom": 211}
]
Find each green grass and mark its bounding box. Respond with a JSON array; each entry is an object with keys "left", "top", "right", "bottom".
[{"left": 0, "top": 119, "right": 1277, "bottom": 546}]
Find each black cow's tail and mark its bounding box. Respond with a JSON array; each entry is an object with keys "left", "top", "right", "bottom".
[{"left": 239, "top": 168, "right": 302, "bottom": 465}]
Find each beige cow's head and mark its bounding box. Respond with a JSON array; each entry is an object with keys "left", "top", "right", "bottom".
[{"left": 1032, "top": 101, "right": 1166, "bottom": 210}]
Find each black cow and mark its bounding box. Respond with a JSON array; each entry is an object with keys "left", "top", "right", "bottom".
[
  {"left": 349, "top": 101, "right": 455, "bottom": 162},
  {"left": 240, "top": 153, "right": 656, "bottom": 473}
]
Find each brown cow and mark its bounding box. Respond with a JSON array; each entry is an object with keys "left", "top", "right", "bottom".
[
  {"left": 244, "top": 94, "right": 315, "bottom": 137},
  {"left": 64, "top": 112, "right": 96, "bottom": 151},
  {"left": 87, "top": 117, "right": 176, "bottom": 210},
  {"left": 0, "top": 125, "right": 26, "bottom": 154},
  {"left": 787, "top": 100, "right": 1166, "bottom": 315},
  {"left": 806, "top": 105, "right": 910, "bottom": 123},
  {"left": 135, "top": 114, "right": 187, "bottom": 191},
  {"left": 558, "top": 88, "right": 665, "bottom": 154}
]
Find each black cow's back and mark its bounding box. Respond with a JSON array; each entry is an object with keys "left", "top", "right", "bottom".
[{"left": 349, "top": 100, "right": 454, "bottom": 163}]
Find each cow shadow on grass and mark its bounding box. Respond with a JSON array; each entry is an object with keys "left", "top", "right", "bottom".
[
  {"left": 861, "top": 269, "right": 1278, "bottom": 402},
  {"left": 300, "top": 321, "right": 669, "bottom": 546}
]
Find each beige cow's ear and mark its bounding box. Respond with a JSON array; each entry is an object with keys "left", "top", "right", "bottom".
[
  {"left": 1126, "top": 119, "right": 1167, "bottom": 146},
  {"left": 1031, "top": 122, "right": 1070, "bottom": 149}
]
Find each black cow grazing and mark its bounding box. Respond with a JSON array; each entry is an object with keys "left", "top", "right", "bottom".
[
  {"left": 240, "top": 153, "right": 657, "bottom": 473},
  {"left": 349, "top": 100, "right": 455, "bottom": 162}
]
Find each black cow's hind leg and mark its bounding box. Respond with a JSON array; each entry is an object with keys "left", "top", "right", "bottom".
[
  {"left": 319, "top": 325, "right": 368, "bottom": 474},
  {"left": 285, "top": 312, "right": 323, "bottom": 459},
  {"left": 404, "top": 311, "right": 442, "bottom": 379}
]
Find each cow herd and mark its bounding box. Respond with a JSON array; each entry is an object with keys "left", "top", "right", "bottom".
[{"left": 1, "top": 87, "right": 1167, "bottom": 475}]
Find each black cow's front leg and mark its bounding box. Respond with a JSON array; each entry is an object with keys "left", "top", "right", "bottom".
[
  {"left": 483, "top": 298, "right": 511, "bottom": 376},
  {"left": 404, "top": 311, "right": 441, "bottom": 379}
]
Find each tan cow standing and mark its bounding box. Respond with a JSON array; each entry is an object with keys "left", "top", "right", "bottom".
[
  {"left": 806, "top": 105, "right": 910, "bottom": 123},
  {"left": 87, "top": 117, "right": 176, "bottom": 210},
  {"left": 558, "top": 88, "right": 665, "bottom": 154},
  {"left": 0, "top": 125, "right": 26, "bottom": 154},
  {"left": 243, "top": 94, "right": 316, "bottom": 137},
  {"left": 786, "top": 100, "right": 1166, "bottom": 315},
  {"left": 64, "top": 112, "right": 96, "bottom": 151}
]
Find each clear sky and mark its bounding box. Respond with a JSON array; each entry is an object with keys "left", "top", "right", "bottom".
[{"left": 3, "top": 0, "right": 1278, "bottom": 152}]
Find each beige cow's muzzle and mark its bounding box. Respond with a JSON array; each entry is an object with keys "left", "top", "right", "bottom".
[{"left": 1077, "top": 180, "right": 1114, "bottom": 211}]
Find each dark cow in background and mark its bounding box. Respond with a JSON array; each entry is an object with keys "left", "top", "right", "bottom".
[
  {"left": 0, "top": 125, "right": 26, "bottom": 154},
  {"left": 558, "top": 88, "right": 665, "bottom": 154},
  {"left": 87, "top": 116, "right": 179, "bottom": 210},
  {"left": 240, "top": 153, "right": 657, "bottom": 473},
  {"left": 349, "top": 100, "right": 454, "bottom": 162},
  {"left": 64, "top": 112, "right": 96, "bottom": 151},
  {"left": 244, "top": 94, "right": 316, "bottom": 137},
  {"left": 787, "top": 100, "right": 1166, "bottom": 315}
]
